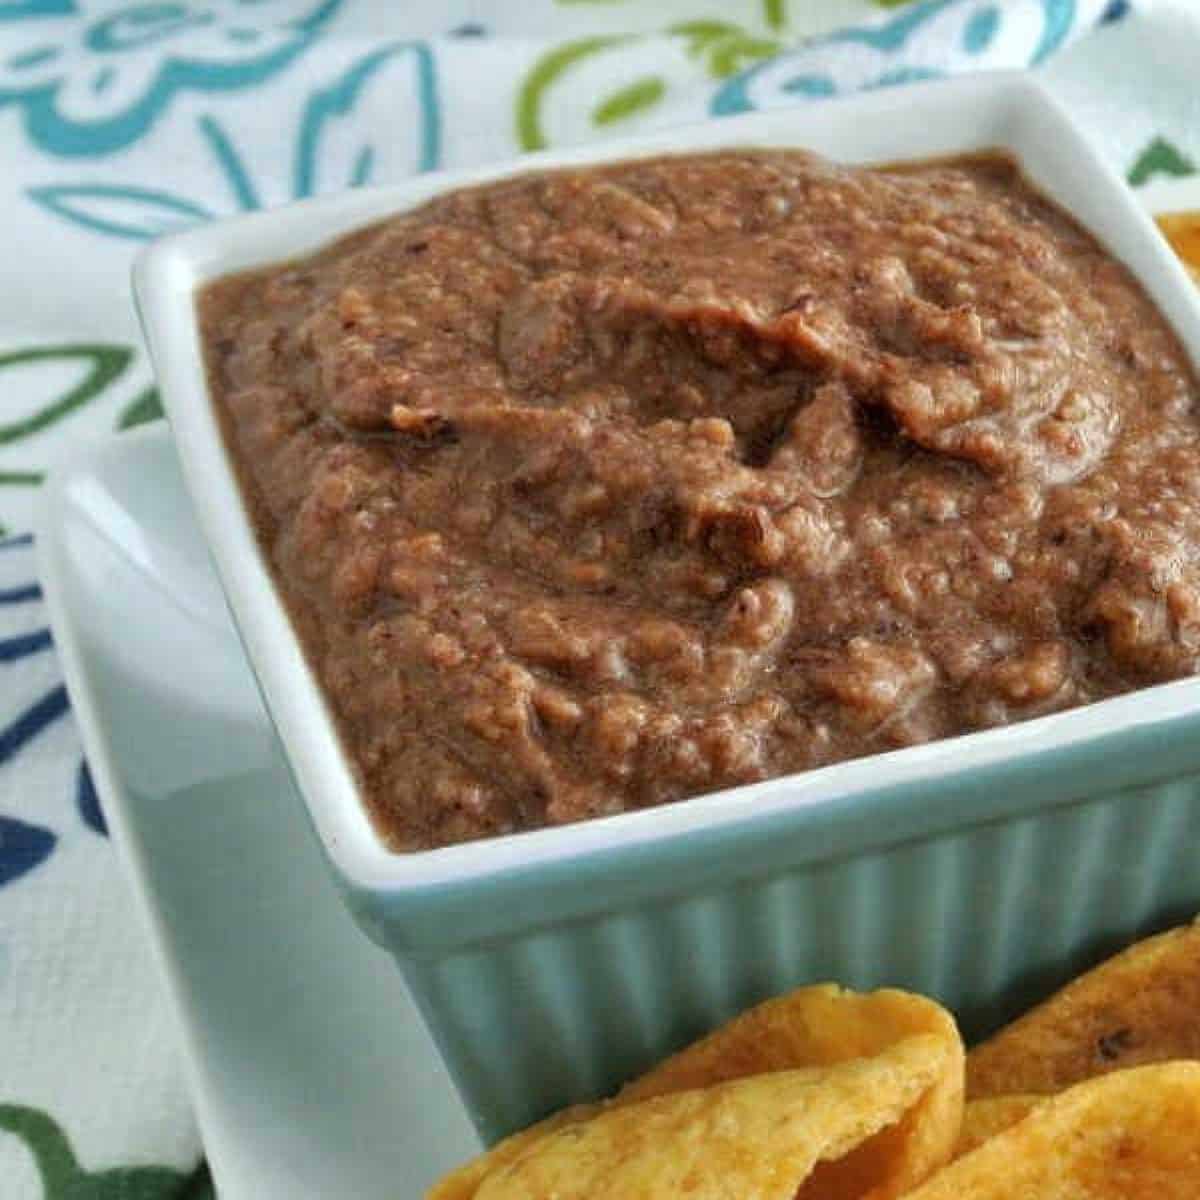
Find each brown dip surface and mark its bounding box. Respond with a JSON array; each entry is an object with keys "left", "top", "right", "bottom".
[{"left": 200, "top": 150, "right": 1200, "bottom": 850}]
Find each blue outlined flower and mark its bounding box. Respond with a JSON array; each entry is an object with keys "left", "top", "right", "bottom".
[
  {"left": 0, "top": 0, "right": 342, "bottom": 157},
  {"left": 27, "top": 38, "right": 441, "bottom": 239},
  {"left": 0, "top": 532, "right": 65, "bottom": 886},
  {"left": 0, "top": 815, "right": 57, "bottom": 888},
  {"left": 711, "top": 0, "right": 1115, "bottom": 116}
]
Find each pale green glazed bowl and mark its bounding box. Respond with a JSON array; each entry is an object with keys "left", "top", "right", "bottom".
[
  {"left": 387, "top": 729, "right": 1200, "bottom": 1139},
  {"left": 135, "top": 72, "right": 1200, "bottom": 1143}
]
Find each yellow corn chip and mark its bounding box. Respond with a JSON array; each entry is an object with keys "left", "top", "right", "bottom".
[
  {"left": 470, "top": 1033, "right": 952, "bottom": 1200},
  {"left": 621, "top": 984, "right": 963, "bottom": 1199},
  {"left": 621, "top": 985, "right": 957, "bottom": 1098},
  {"left": 908, "top": 1062, "right": 1200, "bottom": 1198},
  {"left": 954, "top": 1094, "right": 1041, "bottom": 1158},
  {"left": 427, "top": 1106, "right": 600, "bottom": 1200},
  {"left": 1158, "top": 211, "right": 1200, "bottom": 283},
  {"left": 431, "top": 985, "right": 963, "bottom": 1200},
  {"left": 967, "top": 919, "right": 1200, "bottom": 1098}
]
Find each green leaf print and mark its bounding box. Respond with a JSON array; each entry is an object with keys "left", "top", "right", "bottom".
[
  {"left": 0, "top": 1104, "right": 193, "bottom": 1199},
  {"left": 180, "top": 1166, "right": 216, "bottom": 1200},
  {"left": 516, "top": 35, "right": 632, "bottom": 150},
  {"left": 517, "top": 17, "right": 784, "bottom": 151},
  {"left": 0, "top": 345, "right": 132, "bottom": 449},
  {"left": 117, "top": 387, "right": 165, "bottom": 432},
  {"left": 592, "top": 77, "right": 667, "bottom": 125},
  {"left": 671, "top": 20, "right": 783, "bottom": 78},
  {"left": 553, "top": 0, "right": 788, "bottom": 15},
  {"left": 552, "top": 0, "right": 787, "bottom": 14},
  {"left": 1128, "top": 137, "right": 1197, "bottom": 187},
  {"left": 673, "top": 18, "right": 743, "bottom": 53},
  {"left": 0, "top": 343, "right": 159, "bottom": 534},
  {"left": 709, "top": 33, "right": 783, "bottom": 77}
]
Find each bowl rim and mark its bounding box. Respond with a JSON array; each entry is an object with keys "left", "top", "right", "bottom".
[{"left": 133, "top": 70, "right": 1200, "bottom": 909}]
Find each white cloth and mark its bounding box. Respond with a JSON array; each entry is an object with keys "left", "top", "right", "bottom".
[{"left": 1, "top": 1, "right": 1196, "bottom": 1194}]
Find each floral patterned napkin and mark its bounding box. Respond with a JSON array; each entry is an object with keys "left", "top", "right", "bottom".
[{"left": 2, "top": 2, "right": 1196, "bottom": 1197}]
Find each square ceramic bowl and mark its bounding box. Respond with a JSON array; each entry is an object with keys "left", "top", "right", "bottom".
[{"left": 134, "top": 72, "right": 1200, "bottom": 1143}]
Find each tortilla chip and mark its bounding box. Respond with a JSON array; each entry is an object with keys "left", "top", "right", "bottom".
[
  {"left": 432, "top": 985, "right": 964, "bottom": 1200},
  {"left": 908, "top": 1062, "right": 1200, "bottom": 1198},
  {"left": 967, "top": 919, "right": 1200, "bottom": 1098},
  {"left": 1158, "top": 211, "right": 1200, "bottom": 283},
  {"left": 469, "top": 1033, "right": 953, "bottom": 1200},
  {"left": 620, "top": 984, "right": 963, "bottom": 1199},
  {"left": 954, "top": 1094, "right": 1041, "bottom": 1158},
  {"left": 620, "top": 985, "right": 958, "bottom": 1099},
  {"left": 427, "top": 1106, "right": 600, "bottom": 1200}
]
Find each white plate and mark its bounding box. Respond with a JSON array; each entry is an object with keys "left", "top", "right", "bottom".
[
  {"left": 36, "top": 179, "right": 1199, "bottom": 1200},
  {"left": 36, "top": 426, "right": 479, "bottom": 1199}
]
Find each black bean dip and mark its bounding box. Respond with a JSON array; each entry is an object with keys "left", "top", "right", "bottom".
[{"left": 200, "top": 150, "right": 1200, "bottom": 849}]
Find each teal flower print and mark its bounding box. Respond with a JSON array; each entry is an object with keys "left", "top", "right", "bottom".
[
  {"left": 0, "top": 0, "right": 343, "bottom": 157},
  {"left": 0, "top": 1104, "right": 199, "bottom": 1198},
  {"left": 27, "top": 40, "right": 442, "bottom": 240},
  {"left": 711, "top": 0, "right": 1112, "bottom": 116}
]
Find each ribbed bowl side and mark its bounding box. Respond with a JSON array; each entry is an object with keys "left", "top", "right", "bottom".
[{"left": 400, "top": 776, "right": 1200, "bottom": 1143}]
